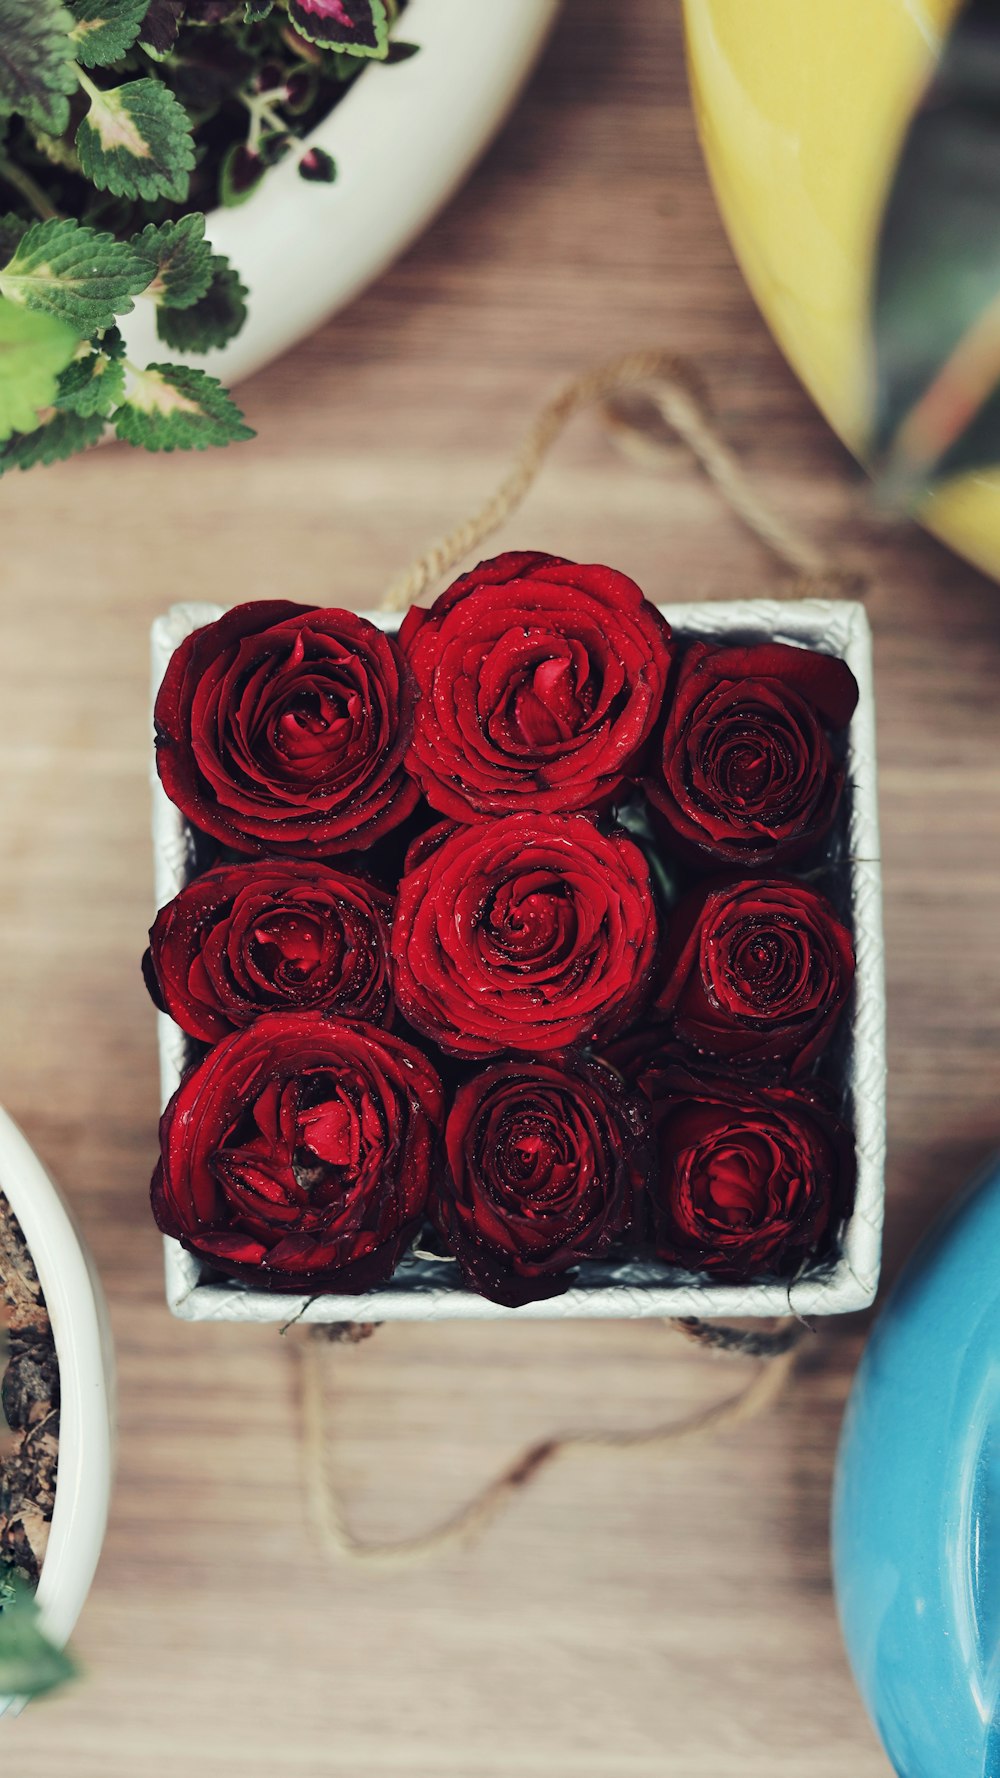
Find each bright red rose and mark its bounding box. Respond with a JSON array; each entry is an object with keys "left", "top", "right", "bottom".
[
  {"left": 154, "top": 601, "right": 418, "bottom": 855},
  {"left": 143, "top": 860, "right": 394, "bottom": 1042},
  {"left": 398, "top": 552, "right": 673, "bottom": 820},
  {"left": 391, "top": 813, "right": 659, "bottom": 1058},
  {"left": 433, "top": 1057, "right": 649, "bottom": 1307},
  {"left": 656, "top": 875, "right": 855, "bottom": 1074},
  {"left": 632, "top": 1055, "right": 854, "bottom": 1280},
  {"left": 151, "top": 1013, "right": 443, "bottom": 1292},
  {"left": 645, "top": 640, "right": 858, "bottom": 868}
]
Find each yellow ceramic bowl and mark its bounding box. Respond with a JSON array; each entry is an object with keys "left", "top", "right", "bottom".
[{"left": 683, "top": 0, "right": 1000, "bottom": 581}]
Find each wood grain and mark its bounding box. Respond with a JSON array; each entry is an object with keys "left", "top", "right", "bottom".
[{"left": 2, "top": 0, "right": 999, "bottom": 1770}]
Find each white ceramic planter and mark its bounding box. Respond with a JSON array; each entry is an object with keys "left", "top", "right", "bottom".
[
  {"left": 121, "top": 0, "right": 560, "bottom": 385},
  {"left": 0, "top": 1109, "right": 114, "bottom": 1718},
  {"left": 150, "top": 597, "right": 886, "bottom": 1325}
]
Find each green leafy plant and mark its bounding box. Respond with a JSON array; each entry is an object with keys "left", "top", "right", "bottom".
[
  {"left": 0, "top": 1566, "right": 76, "bottom": 1702},
  {"left": 0, "top": 0, "right": 411, "bottom": 473}
]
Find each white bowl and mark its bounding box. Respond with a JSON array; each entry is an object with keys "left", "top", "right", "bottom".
[
  {"left": 0, "top": 1108, "right": 114, "bottom": 1717},
  {"left": 121, "top": 0, "right": 560, "bottom": 384}
]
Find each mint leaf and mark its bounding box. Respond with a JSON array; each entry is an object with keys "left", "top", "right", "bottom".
[
  {"left": 76, "top": 74, "right": 195, "bottom": 202},
  {"left": 0, "top": 0, "right": 78, "bottom": 135},
  {"left": 114, "top": 362, "right": 254, "bottom": 450},
  {"left": 70, "top": 0, "right": 149, "bottom": 68},
  {"left": 286, "top": 0, "right": 389, "bottom": 57},
  {"left": 0, "top": 217, "right": 152, "bottom": 332},
  {"left": 155, "top": 253, "right": 246, "bottom": 350},
  {"left": 29, "top": 124, "right": 84, "bottom": 172},
  {"left": 0, "top": 295, "right": 78, "bottom": 441},
  {"left": 55, "top": 332, "right": 126, "bottom": 416},
  {"left": 245, "top": 1, "right": 273, "bottom": 18},
  {"left": 0, "top": 406, "right": 104, "bottom": 474},
  {"left": 0, "top": 1576, "right": 76, "bottom": 1699},
  {"left": 138, "top": 213, "right": 214, "bottom": 309},
  {"left": 0, "top": 213, "right": 28, "bottom": 260}
]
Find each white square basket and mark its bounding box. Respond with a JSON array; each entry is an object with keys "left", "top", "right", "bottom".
[{"left": 151, "top": 598, "right": 885, "bottom": 1324}]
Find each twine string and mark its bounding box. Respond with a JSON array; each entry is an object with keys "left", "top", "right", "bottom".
[
  {"left": 381, "top": 347, "right": 866, "bottom": 611},
  {"left": 297, "top": 345, "right": 857, "bottom": 1570},
  {"left": 298, "top": 1321, "right": 804, "bottom": 1571}
]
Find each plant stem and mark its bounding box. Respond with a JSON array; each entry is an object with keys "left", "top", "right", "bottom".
[
  {"left": 258, "top": 99, "right": 293, "bottom": 135},
  {"left": 238, "top": 85, "right": 300, "bottom": 155},
  {"left": 76, "top": 68, "right": 102, "bottom": 107},
  {"left": 0, "top": 158, "right": 59, "bottom": 223}
]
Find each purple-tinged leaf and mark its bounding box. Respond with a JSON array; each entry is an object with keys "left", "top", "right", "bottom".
[
  {"left": 186, "top": 1, "right": 243, "bottom": 22},
  {"left": 219, "top": 142, "right": 265, "bottom": 207},
  {"left": 138, "top": 0, "right": 240, "bottom": 50},
  {"left": 284, "top": 68, "right": 320, "bottom": 116},
  {"left": 286, "top": 0, "right": 389, "bottom": 58},
  {"left": 138, "top": 0, "right": 185, "bottom": 54},
  {"left": 298, "top": 144, "right": 336, "bottom": 183}
]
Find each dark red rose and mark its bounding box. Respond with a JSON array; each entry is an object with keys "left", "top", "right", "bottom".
[
  {"left": 432, "top": 1057, "right": 648, "bottom": 1306},
  {"left": 143, "top": 860, "right": 394, "bottom": 1043},
  {"left": 398, "top": 552, "right": 673, "bottom": 821},
  {"left": 391, "top": 812, "right": 659, "bottom": 1058},
  {"left": 632, "top": 1056, "right": 854, "bottom": 1281},
  {"left": 151, "top": 1013, "right": 443, "bottom": 1292},
  {"left": 154, "top": 601, "right": 418, "bottom": 855},
  {"left": 656, "top": 876, "right": 855, "bottom": 1074},
  {"left": 645, "top": 640, "right": 858, "bottom": 867}
]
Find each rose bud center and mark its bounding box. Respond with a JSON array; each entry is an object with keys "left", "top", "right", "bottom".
[
  {"left": 296, "top": 1088, "right": 363, "bottom": 1178},
  {"left": 217, "top": 1074, "right": 371, "bottom": 1218},
  {"left": 503, "top": 1114, "right": 572, "bottom": 1190},
  {"left": 719, "top": 923, "right": 812, "bottom": 1011},
  {"left": 693, "top": 1132, "right": 790, "bottom": 1229},
  {"left": 272, "top": 682, "right": 360, "bottom": 768},
  {"left": 499, "top": 646, "right": 596, "bottom": 751},
  {"left": 250, "top": 910, "right": 331, "bottom": 985},
  {"left": 711, "top": 725, "right": 797, "bottom": 809},
  {"left": 485, "top": 877, "right": 573, "bottom": 965}
]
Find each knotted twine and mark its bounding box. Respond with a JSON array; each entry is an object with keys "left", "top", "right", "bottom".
[{"left": 296, "top": 346, "right": 868, "bottom": 1569}]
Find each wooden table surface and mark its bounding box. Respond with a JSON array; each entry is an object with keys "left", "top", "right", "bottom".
[{"left": 3, "top": 1, "right": 999, "bottom": 1771}]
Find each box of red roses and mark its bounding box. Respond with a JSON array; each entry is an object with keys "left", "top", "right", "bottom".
[{"left": 148, "top": 568, "right": 884, "bottom": 1323}]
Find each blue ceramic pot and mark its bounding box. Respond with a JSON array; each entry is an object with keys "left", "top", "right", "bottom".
[{"left": 833, "top": 1155, "right": 1000, "bottom": 1776}]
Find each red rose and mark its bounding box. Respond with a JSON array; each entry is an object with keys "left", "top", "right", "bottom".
[
  {"left": 645, "top": 640, "right": 858, "bottom": 867},
  {"left": 398, "top": 552, "right": 673, "bottom": 820},
  {"left": 656, "top": 875, "right": 855, "bottom": 1074},
  {"left": 433, "top": 1057, "right": 648, "bottom": 1306},
  {"left": 151, "top": 1013, "right": 443, "bottom": 1292},
  {"left": 143, "top": 860, "right": 394, "bottom": 1042},
  {"left": 631, "top": 1055, "right": 854, "bottom": 1280},
  {"left": 154, "top": 601, "right": 418, "bottom": 855},
  {"left": 391, "top": 813, "right": 658, "bottom": 1058}
]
